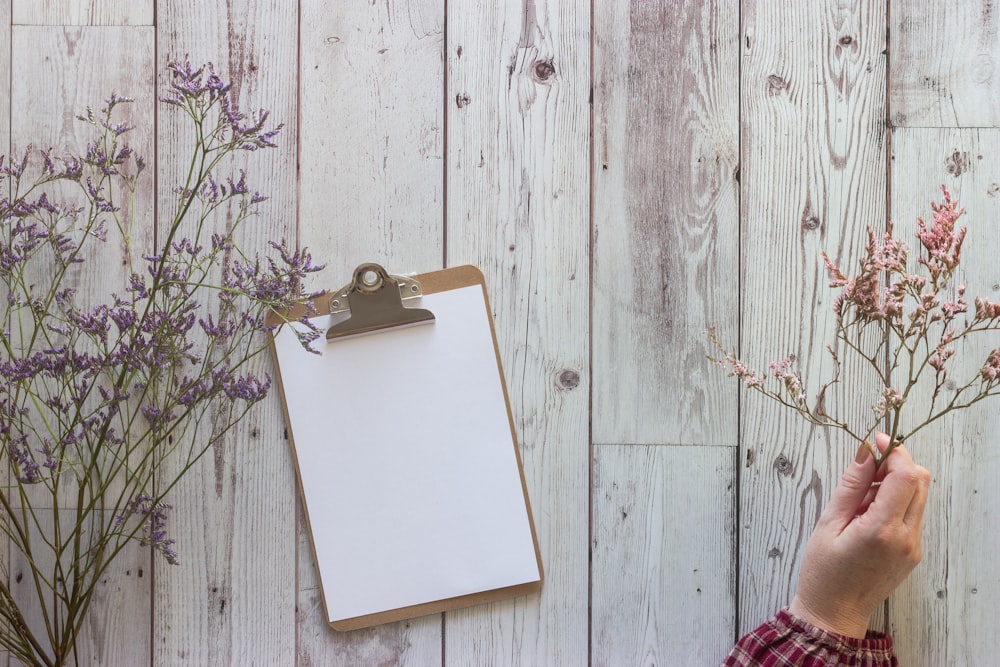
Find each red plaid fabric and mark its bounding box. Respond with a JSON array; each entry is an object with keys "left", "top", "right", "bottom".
[{"left": 722, "top": 608, "right": 897, "bottom": 667}]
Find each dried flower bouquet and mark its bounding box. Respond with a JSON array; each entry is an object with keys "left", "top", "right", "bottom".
[
  {"left": 0, "top": 62, "right": 319, "bottom": 666},
  {"left": 712, "top": 187, "right": 1000, "bottom": 468}
]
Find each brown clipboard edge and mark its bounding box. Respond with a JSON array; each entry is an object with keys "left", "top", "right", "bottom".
[{"left": 267, "top": 264, "right": 544, "bottom": 632}]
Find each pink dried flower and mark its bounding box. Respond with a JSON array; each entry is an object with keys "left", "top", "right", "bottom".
[
  {"left": 873, "top": 388, "right": 905, "bottom": 417},
  {"left": 974, "top": 296, "right": 1000, "bottom": 321},
  {"left": 983, "top": 349, "right": 1000, "bottom": 383},
  {"left": 916, "top": 186, "right": 966, "bottom": 283},
  {"left": 711, "top": 186, "right": 1000, "bottom": 470},
  {"left": 823, "top": 221, "right": 913, "bottom": 323},
  {"left": 822, "top": 253, "right": 849, "bottom": 287},
  {"left": 769, "top": 358, "right": 793, "bottom": 377},
  {"left": 715, "top": 355, "right": 763, "bottom": 389},
  {"left": 939, "top": 284, "right": 967, "bottom": 321}
]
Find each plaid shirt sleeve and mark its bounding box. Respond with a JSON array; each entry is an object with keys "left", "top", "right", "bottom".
[{"left": 721, "top": 608, "right": 898, "bottom": 667}]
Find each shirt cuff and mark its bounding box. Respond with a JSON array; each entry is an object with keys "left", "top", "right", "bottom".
[{"left": 778, "top": 607, "right": 895, "bottom": 655}]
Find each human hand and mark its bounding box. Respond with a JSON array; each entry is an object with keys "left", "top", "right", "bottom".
[{"left": 788, "top": 432, "right": 931, "bottom": 639}]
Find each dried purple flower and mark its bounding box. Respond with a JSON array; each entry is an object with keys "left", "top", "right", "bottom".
[{"left": 0, "top": 63, "right": 322, "bottom": 661}]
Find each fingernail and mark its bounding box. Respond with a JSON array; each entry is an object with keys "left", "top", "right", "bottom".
[{"left": 855, "top": 441, "right": 871, "bottom": 464}]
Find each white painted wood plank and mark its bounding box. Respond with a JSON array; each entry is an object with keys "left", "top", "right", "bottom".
[
  {"left": 8, "top": 24, "right": 154, "bottom": 666},
  {"left": 738, "top": 0, "right": 887, "bottom": 632},
  {"left": 12, "top": 0, "right": 152, "bottom": 26},
  {"left": 153, "top": 2, "right": 298, "bottom": 664},
  {"left": 0, "top": 4, "right": 8, "bottom": 664},
  {"left": 592, "top": 0, "right": 740, "bottom": 448},
  {"left": 592, "top": 444, "right": 735, "bottom": 665},
  {"left": 890, "top": 2, "right": 1000, "bottom": 128},
  {"left": 296, "top": 1, "right": 445, "bottom": 664},
  {"left": 299, "top": 0, "right": 445, "bottom": 287},
  {"left": 8, "top": 511, "right": 150, "bottom": 667},
  {"left": 444, "top": 1, "right": 589, "bottom": 663},
  {"left": 888, "top": 128, "right": 1000, "bottom": 666},
  {"left": 1, "top": 0, "right": 9, "bottom": 156}
]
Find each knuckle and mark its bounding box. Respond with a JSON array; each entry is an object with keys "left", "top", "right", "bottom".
[{"left": 897, "top": 466, "right": 929, "bottom": 488}]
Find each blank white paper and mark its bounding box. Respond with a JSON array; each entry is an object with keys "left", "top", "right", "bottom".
[{"left": 273, "top": 284, "right": 540, "bottom": 623}]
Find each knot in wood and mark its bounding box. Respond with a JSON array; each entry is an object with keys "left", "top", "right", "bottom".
[
  {"left": 557, "top": 369, "right": 580, "bottom": 390},
  {"left": 946, "top": 151, "right": 970, "bottom": 176},
  {"left": 802, "top": 215, "right": 821, "bottom": 231},
  {"left": 766, "top": 74, "right": 787, "bottom": 96},
  {"left": 838, "top": 35, "right": 854, "bottom": 46},
  {"left": 532, "top": 59, "right": 556, "bottom": 83},
  {"left": 773, "top": 454, "right": 792, "bottom": 475},
  {"left": 455, "top": 93, "right": 472, "bottom": 109}
]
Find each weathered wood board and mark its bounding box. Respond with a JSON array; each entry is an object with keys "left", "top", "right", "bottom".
[
  {"left": 7, "top": 23, "right": 154, "bottom": 666},
  {"left": 592, "top": 0, "right": 740, "bottom": 448},
  {"left": 12, "top": 0, "right": 153, "bottom": 26},
  {"left": 888, "top": 127, "right": 1000, "bottom": 666},
  {"left": 444, "top": 0, "right": 590, "bottom": 663},
  {"left": 151, "top": 1, "right": 299, "bottom": 665},
  {"left": 0, "top": 1, "right": 997, "bottom": 665},
  {"left": 889, "top": 2, "right": 1000, "bottom": 128},
  {"left": 296, "top": 1, "right": 446, "bottom": 664},
  {"left": 592, "top": 444, "right": 735, "bottom": 664},
  {"left": 738, "top": 0, "right": 888, "bottom": 635}
]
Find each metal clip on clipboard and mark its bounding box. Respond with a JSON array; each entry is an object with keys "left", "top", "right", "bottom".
[{"left": 325, "top": 262, "right": 435, "bottom": 340}]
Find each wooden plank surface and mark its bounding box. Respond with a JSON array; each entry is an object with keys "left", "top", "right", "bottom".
[
  {"left": 1, "top": 0, "right": 8, "bottom": 155},
  {"left": 12, "top": 0, "right": 153, "bottom": 26},
  {"left": 8, "top": 24, "right": 154, "bottom": 666},
  {"left": 888, "top": 127, "right": 1000, "bottom": 665},
  {"left": 296, "top": 1, "right": 445, "bottom": 664},
  {"left": 2, "top": 1, "right": 1000, "bottom": 665},
  {"left": 152, "top": 2, "right": 299, "bottom": 665},
  {"left": 591, "top": 444, "right": 735, "bottom": 664},
  {"left": 0, "top": 4, "right": 9, "bottom": 664},
  {"left": 444, "top": 0, "right": 590, "bottom": 662},
  {"left": 738, "top": 0, "right": 888, "bottom": 632},
  {"left": 889, "top": 2, "right": 1000, "bottom": 128},
  {"left": 592, "top": 0, "right": 740, "bottom": 448}
]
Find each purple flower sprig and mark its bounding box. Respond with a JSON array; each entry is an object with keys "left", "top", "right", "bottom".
[
  {"left": 114, "top": 494, "right": 178, "bottom": 565},
  {"left": 0, "top": 63, "right": 321, "bottom": 665},
  {"left": 711, "top": 187, "right": 1000, "bottom": 468}
]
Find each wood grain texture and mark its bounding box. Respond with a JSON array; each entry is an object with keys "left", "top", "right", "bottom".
[
  {"left": 889, "top": 2, "right": 1000, "bottom": 128},
  {"left": 296, "top": 1, "right": 445, "bottom": 664},
  {"left": 153, "top": 2, "right": 298, "bottom": 665},
  {"left": 8, "top": 24, "right": 155, "bottom": 666},
  {"left": 8, "top": 511, "right": 150, "bottom": 667},
  {"left": 888, "top": 128, "right": 1000, "bottom": 666},
  {"left": 299, "top": 0, "right": 445, "bottom": 288},
  {"left": 738, "top": 0, "right": 887, "bottom": 632},
  {"left": 443, "top": 0, "right": 590, "bottom": 663},
  {"left": 1, "top": 0, "right": 9, "bottom": 156},
  {"left": 0, "top": 7, "right": 8, "bottom": 663},
  {"left": 592, "top": 0, "right": 740, "bottom": 447},
  {"left": 591, "top": 444, "right": 735, "bottom": 665},
  {"left": 7, "top": 1, "right": 1000, "bottom": 664},
  {"left": 12, "top": 0, "right": 153, "bottom": 25}
]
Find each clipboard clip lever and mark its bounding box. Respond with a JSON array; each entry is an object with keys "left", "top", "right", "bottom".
[{"left": 326, "top": 263, "right": 435, "bottom": 340}]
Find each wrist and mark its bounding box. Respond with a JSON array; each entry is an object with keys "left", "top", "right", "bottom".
[{"left": 788, "top": 595, "right": 872, "bottom": 639}]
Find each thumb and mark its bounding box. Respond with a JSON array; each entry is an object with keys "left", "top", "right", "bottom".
[{"left": 821, "top": 441, "right": 877, "bottom": 528}]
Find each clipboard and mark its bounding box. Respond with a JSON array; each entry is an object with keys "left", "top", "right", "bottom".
[{"left": 269, "top": 263, "right": 543, "bottom": 631}]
